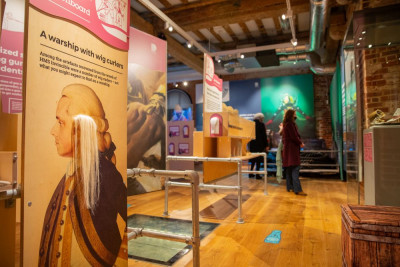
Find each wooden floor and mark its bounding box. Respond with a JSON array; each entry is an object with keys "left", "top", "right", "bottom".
[{"left": 128, "top": 174, "right": 347, "bottom": 267}]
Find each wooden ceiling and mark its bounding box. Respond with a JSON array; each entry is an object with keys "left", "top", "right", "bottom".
[{"left": 131, "top": 0, "right": 352, "bottom": 81}]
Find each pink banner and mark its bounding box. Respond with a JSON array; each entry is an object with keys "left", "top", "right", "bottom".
[
  {"left": 0, "top": 0, "right": 25, "bottom": 113},
  {"left": 128, "top": 27, "right": 167, "bottom": 72},
  {"left": 30, "top": 0, "right": 129, "bottom": 50},
  {"left": 363, "top": 132, "right": 373, "bottom": 163}
]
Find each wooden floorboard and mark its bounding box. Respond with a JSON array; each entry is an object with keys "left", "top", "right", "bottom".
[{"left": 128, "top": 174, "right": 347, "bottom": 267}]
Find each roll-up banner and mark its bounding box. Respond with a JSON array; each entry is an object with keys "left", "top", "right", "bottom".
[
  {"left": 22, "top": 0, "right": 129, "bottom": 266},
  {"left": 0, "top": 0, "right": 24, "bottom": 113},
  {"left": 127, "top": 27, "right": 167, "bottom": 195}
]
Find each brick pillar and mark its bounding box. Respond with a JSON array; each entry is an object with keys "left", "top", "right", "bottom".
[{"left": 313, "top": 74, "right": 334, "bottom": 149}]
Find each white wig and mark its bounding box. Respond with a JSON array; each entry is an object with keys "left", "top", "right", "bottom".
[{"left": 73, "top": 114, "right": 100, "bottom": 211}]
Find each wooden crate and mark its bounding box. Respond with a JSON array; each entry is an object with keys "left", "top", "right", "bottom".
[{"left": 341, "top": 204, "right": 400, "bottom": 267}]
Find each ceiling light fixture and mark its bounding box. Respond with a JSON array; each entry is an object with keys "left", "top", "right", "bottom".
[
  {"left": 368, "top": 44, "right": 373, "bottom": 48},
  {"left": 174, "top": 83, "right": 178, "bottom": 87},
  {"left": 281, "top": 14, "right": 286, "bottom": 20},
  {"left": 362, "top": 30, "right": 366, "bottom": 34},
  {"left": 168, "top": 26, "right": 173, "bottom": 32},
  {"left": 388, "top": 42, "right": 391, "bottom": 46},
  {"left": 240, "top": 54, "right": 245, "bottom": 59},
  {"left": 291, "top": 38, "right": 298, "bottom": 46},
  {"left": 183, "top": 81, "right": 188, "bottom": 86},
  {"left": 187, "top": 42, "right": 192, "bottom": 48}
]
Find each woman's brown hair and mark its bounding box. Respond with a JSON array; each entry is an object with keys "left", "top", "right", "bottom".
[{"left": 283, "top": 109, "right": 296, "bottom": 124}]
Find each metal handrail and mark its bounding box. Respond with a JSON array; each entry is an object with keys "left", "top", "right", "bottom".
[
  {"left": 166, "top": 153, "right": 268, "bottom": 224},
  {"left": 127, "top": 168, "right": 200, "bottom": 267}
]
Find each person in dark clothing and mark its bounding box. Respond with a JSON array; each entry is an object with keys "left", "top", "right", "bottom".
[
  {"left": 282, "top": 109, "right": 307, "bottom": 195},
  {"left": 249, "top": 113, "right": 268, "bottom": 179}
]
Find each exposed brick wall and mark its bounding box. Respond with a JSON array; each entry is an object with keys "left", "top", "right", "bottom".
[
  {"left": 363, "top": 46, "right": 400, "bottom": 128},
  {"left": 313, "top": 74, "right": 334, "bottom": 149}
]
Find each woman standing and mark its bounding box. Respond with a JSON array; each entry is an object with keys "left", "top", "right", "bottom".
[{"left": 282, "top": 109, "right": 307, "bottom": 195}]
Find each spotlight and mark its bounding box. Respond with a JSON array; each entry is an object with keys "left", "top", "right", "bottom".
[
  {"left": 368, "top": 44, "right": 372, "bottom": 48},
  {"left": 174, "top": 83, "right": 178, "bottom": 88},
  {"left": 388, "top": 42, "right": 392, "bottom": 46},
  {"left": 281, "top": 14, "right": 286, "bottom": 20},
  {"left": 183, "top": 81, "right": 188, "bottom": 86},
  {"left": 293, "top": 61, "right": 297, "bottom": 65},
  {"left": 240, "top": 54, "right": 244, "bottom": 59},
  {"left": 362, "top": 30, "right": 366, "bottom": 34},
  {"left": 216, "top": 56, "right": 221, "bottom": 63},
  {"left": 187, "top": 42, "right": 192, "bottom": 48},
  {"left": 168, "top": 26, "right": 173, "bottom": 32},
  {"left": 291, "top": 38, "right": 298, "bottom": 46}
]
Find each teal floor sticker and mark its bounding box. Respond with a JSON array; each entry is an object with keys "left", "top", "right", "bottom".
[
  {"left": 264, "top": 230, "right": 281, "bottom": 244},
  {"left": 268, "top": 183, "right": 280, "bottom": 187},
  {"left": 127, "top": 204, "right": 132, "bottom": 208}
]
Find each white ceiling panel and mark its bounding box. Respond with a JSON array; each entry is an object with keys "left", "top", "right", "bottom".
[
  {"left": 297, "top": 12, "right": 310, "bottom": 32},
  {"left": 187, "top": 31, "right": 201, "bottom": 42},
  {"left": 167, "top": 0, "right": 182, "bottom": 5},
  {"left": 261, "top": 18, "right": 277, "bottom": 36},
  {"left": 131, "top": 0, "right": 148, "bottom": 13},
  {"left": 229, "top": 23, "right": 247, "bottom": 40},
  {"left": 199, "top": 28, "right": 220, "bottom": 43},
  {"left": 245, "top": 20, "right": 261, "bottom": 38},
  {"left": 171, "top": 32, "right": 187, "bottom": 44},
  {"left": 150, "top": 0, "right": 165, "bottom": 9},
  {"left": 213, "top": 26, "right": 234, "bottom": 42}
]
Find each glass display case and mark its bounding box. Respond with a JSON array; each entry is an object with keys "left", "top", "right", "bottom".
[{"left": 341, "top": 4, "right": 400, "bottom": 204}]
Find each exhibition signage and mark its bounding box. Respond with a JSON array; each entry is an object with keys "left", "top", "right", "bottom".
[
  {"left": 127, "top": 27, "right": 167, "bottom": 195},
  {"left": 0, "top": 0, "right": 24, "bottom": 113},
  {"left": 30, "top": 0, "right": 129, "bottom": 50},
  {"left": 203, "top": 53, "right": 222, "bottom": 112},
  {"left": 23, "top": 0, "right": 128, "bottom": 266}
]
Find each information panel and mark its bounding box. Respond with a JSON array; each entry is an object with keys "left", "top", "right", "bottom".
[
  {"left": 22, "top": 1, "right": 128, "bottom": 266},
  {"left": 203, "top": 53, "right": 222, "bottom": 113}
]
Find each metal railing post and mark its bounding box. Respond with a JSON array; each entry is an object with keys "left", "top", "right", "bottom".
[
  {"left": 237, "top": 161, "right": 244, "bottom": 224},
  {"left": 163, "top": 176, "right": 169, "bottom": 216},
  {"left": 263, "top": 152, "right": 268, "bottom": 195},
  {"left": 127, "top": 168, "right": 201, "bottom": 266},
  {"left": 189, "top": 170, "right": 200, "bottom": 267}
]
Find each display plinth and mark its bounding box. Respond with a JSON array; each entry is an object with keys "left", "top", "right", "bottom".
[{"left": 195, "top": 106, "right": 255, "bottom": 183}]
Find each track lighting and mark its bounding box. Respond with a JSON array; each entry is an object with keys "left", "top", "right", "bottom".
[
  {"left": 281, "top": 9, "right": 293, "bottom": 20},
  {"left": 291, "top": 38, "right": 297, "bottom": 47},
  {"left": 183, "top": 81, "right": 188, "bottom": 86},
  {"left": 187, "top": 42, "right": 192, "bottom": 48}
]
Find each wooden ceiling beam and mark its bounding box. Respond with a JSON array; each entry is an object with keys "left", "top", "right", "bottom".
[
  {"left": 238, "top": 22, "right": 253, "bottom": 40},
  {"left": 130, "top": 8, "right": 203, "bottom": 74},
  {"left": 223, "top": 25, "right": 239, "bottom": 42},
  {"left": 140, "top": 0, "right": 310, "bottom": 32},
  {"left": 130, "top": 8, "right": 154, "bottom": 35},
  {"left": 165, "top": 34, "right": 203, "bottom": 73},
  {"left": 157, "top": 0, "right": 172, "bottom": 8},
  {"left": 214, "top": 31, "right": 309, "bottom": 51},
  {"left": 209, "top": 28, "right": 226, "bottom": 43},
  {"left": 194, "top": 30, "right": 207, "bottom": 42},
  {"left": 220, "top": 66, "right": 312, "bottom": 81}
]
